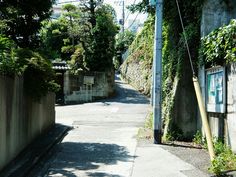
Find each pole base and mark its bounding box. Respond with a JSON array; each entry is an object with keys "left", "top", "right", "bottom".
[{"left": 154, "top": 129, "right": 162, "bottom": 144}]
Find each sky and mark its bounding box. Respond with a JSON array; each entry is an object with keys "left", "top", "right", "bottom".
[
  {"left": 56, "top": 0, "right": 147, "bottom": 30},
  {"left": 103, "top": 0, "right": 147, "bottom": 29}
]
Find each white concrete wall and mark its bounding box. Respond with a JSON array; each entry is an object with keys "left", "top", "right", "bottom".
[
  {"left": 226, "top": 63, "right": 236, "bottom": 152},
  {"left": 0, "top": 75, "right": 55, "bottom": 170},
  {"left": 64, "top": 71, "right": 115, "bottom": 104}
]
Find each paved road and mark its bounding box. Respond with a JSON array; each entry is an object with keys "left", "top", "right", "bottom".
[{"left": 36, "top": 75, "right": 150, "bottom": 177}]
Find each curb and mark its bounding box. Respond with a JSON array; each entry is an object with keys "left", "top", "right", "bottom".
[{"left": 0, "top": 124, "right": 70, "bottom": 177}]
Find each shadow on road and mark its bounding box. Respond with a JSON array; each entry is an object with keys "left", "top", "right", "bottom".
[
  {"left": 56, "top": 74, "right": 150, "bottom": 107},
  {"left": 47, "top": 142, "right": 136, "bottom": 177},
  {"left": 86, "top": 172, "right": 122, "bottom": 177},
  {"left": 104, "top": 75, "right": 150, "bottom": 105}
]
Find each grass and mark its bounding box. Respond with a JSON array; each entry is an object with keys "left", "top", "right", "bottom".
[{"left": 137, "top": 111, "right": 153, "bottom": 140}]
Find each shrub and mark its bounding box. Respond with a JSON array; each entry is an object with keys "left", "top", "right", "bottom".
[{"left": 15, "top": 49, "right": 60, "bottom": 100}]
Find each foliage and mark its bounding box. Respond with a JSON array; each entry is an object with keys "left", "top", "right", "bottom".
[
  {"left": 0, "top": 35, "right": 21, "bottom": 75},
  {"left": 209, "top": 139, "right": 236, "bottom": 176},
  {"left": 39, "top": 5, "right": 79, "bottom": 61},
  {"left": 193, "top": 130, "right": 203, "bottom": 145},
  {"left": 0, "top": 0, "right": 55, "bottom": 48},
  {"left": 119, "top": 16, "right": 154, "bottom": 96},
  {"left": 199, "top": 19, "right": 236, "bottom": 67},
  {"left": 127, "top": 0, "right": 155, "bottom": 14},
  {"left": 122, "top": 0, "right": 204, "bottom": 140},
  {"left": 192, "top": 132, "right": 236, "bottom": 176},
  {"left": 116, "top": 30, "right": 135, "bottom": 54},
  {"left": 15, "top": 49, "right": 60, "bottom": 100},
  {"left": 161, "top": 0, "right": 204, "bottom": 140},
  {"left": 40, "top": 2, "right": 118, "bottom": 72},
  {"left": 114, "top": 30, "right": 135, "bottom": 68},
  {"left": 0, "top": 42, "right": 59, "bottom": 100},
  {"left": 164, "top": 123, "right": 184, "bottom": 141},
  {"left": 145, "top": 112, "right": 153, "bottom": 130},
  {"left": 81, "top": 4, "right": 119, "bottom": 71},
  {"left": 69, "top": 45, "right": 86, "bottom": 73},
  {"left": 127, "top": 16, "right": 154, "bottom": 64}
]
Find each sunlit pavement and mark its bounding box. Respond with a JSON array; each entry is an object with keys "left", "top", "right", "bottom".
[{"left": 43, "top": 75, "right": 150, "bottom": 177}]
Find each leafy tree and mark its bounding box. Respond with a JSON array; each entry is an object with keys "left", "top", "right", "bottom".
[
  {"left": 78, "top": 3, "right": 119, "bottom": 71},
  {"left": 0, "top": 0, "right": 55, "bottom": 48},
  {"left": 39, "top": 4, "right": 80, "bottom": 61},
  {"left": 78, "top": 0, "right": 104, "bottom": 28},
  {"left": 61, "top": 4, "right": 81, "bottom": 49},
  {"left": 39, "top": 19, "right": 69, "bottom": 60},
  {"left": 114, "top": 30, "right": 135, "bottom": 68},
  {"left": 40, "top": 1, "right": 118, "bottom": 71}
]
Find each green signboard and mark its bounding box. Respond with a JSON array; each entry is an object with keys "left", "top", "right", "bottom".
[
  {"left": 206, "top": 67, "right": 225, "bottom": 113},
  {"left": 150, "top": 0, "right": 156, "bottom": 6}
]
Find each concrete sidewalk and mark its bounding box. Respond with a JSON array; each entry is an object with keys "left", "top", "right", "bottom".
[
  {"left": 0, "top": 123, "right": 213, "bottom": 177},
  {"left": 131, "top": 143, "right": 210, "bottom": 177}
]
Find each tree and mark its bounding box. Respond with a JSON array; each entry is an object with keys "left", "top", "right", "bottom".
[
  {"left": 0, "top": 0, "right": 55, "bottom": 48},
  {"left": 79, "top": 0, "right": 104, "bottom": 28},
  {"left": 39, "top": 19, "right": 69, "bottom": 60},
  {"left": 114, "top": 30, "right": 135, "bottom": 68},
  {"left": 78, "top": 3, "right": 119, "bottom": 71},
  {"left": 40, "top": 4, "right": 80, "bottom": 61},
  {"left": 40, "top": 1, "right": 118, "bottom": 72}
]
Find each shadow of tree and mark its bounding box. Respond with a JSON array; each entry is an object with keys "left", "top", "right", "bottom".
[
  {"left": 56, "top": 74, "right": 150, "bottom": 106},
  {"left": 86, "top": 172, "right": 122, "bottom": 177},
  {"left": 46, "top": 142, "right": 136, "bottom": 177}
]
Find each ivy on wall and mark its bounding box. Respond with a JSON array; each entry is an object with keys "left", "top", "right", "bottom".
[
  {"left": 199, "top": 19, "right": 236, "bottom": 67},
  {"left": 161, "top": 0, "right": 204, "bottom": 140}
]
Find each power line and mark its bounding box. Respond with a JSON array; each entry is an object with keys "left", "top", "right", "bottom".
[
  {"left": 127, "top": 12, "right": 139, "bottom": 29},
  {"left": 124, "top": 0, "right": 137, "bottom": 25}
]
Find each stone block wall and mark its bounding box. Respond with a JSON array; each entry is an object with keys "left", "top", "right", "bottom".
[
  {"left": 120, "top": 59, "right": 151, "bottom": 96},
  {"left": 0, "top": 75, "right": 55, "bottom": 170}
]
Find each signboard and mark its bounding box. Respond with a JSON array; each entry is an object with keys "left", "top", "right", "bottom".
[
  {"left": 206, "top": 67, "right": 226, "bottom": 113},
  {"left": 150, "top": 0, "right": 156, "bottom": 6},
  {"left": 84, "top": 76, "right": 94, "bottom": 85}
]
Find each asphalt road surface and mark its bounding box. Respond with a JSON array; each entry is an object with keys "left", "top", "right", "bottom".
[{"left": 33, "top": 74, "right": 150, "bottom": 177}]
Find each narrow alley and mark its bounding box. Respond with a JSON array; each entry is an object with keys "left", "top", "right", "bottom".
[
  {"left": 32, "top": 75, "right": 150, "bottom": 177},
  {"left": 27, "top": 75, "right": 211, "bottom": 177}
]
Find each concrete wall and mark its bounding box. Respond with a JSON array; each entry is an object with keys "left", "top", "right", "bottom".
[
  {"left": 64, "top": 70, "right": 115, "bottom": 104},
  {"left": 200, "top": 0, "right": 236, "bottom": 151},
  {"left": 0, "top": 75, "right": 55, "bottom": 170},
  {"left": 226, "top": 63, "right": 236, "bottom": 152},
  {"left": 172, "top": 57, "right": 198, "bottom": 139}
]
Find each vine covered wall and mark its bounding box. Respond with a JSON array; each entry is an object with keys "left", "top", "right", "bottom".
[{"left": 121, "top": 0, "right": 205, "bottom": 140}]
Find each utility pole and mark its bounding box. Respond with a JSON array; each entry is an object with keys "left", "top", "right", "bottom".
[
  {"left": 152, "top": 0, "right": 163, "bottom": 144},
  {"left": 122, "top": 0, "right": 125, "bottom": 33},
  {"left": 115, "top": 0, "right": 125, "bottom": 33}
]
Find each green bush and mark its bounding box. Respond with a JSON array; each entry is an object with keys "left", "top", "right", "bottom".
[
  {"left": 210, "top": 142, "right": 236, "bottom": 175},
  {"left": 0, "top": 35, "right": 21, "bottom": 75},
  {"left": 0, "top": 42, "right": 60, "bottom": 100},
  {"left": 193, "top": 130, "right": 203, "bottom": 145},
  {"left": 199, "top": 19, "right": 236, "bottom": 67},
  {"left": 15, "top": 49, "right": 60, "bottom": 100}
]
